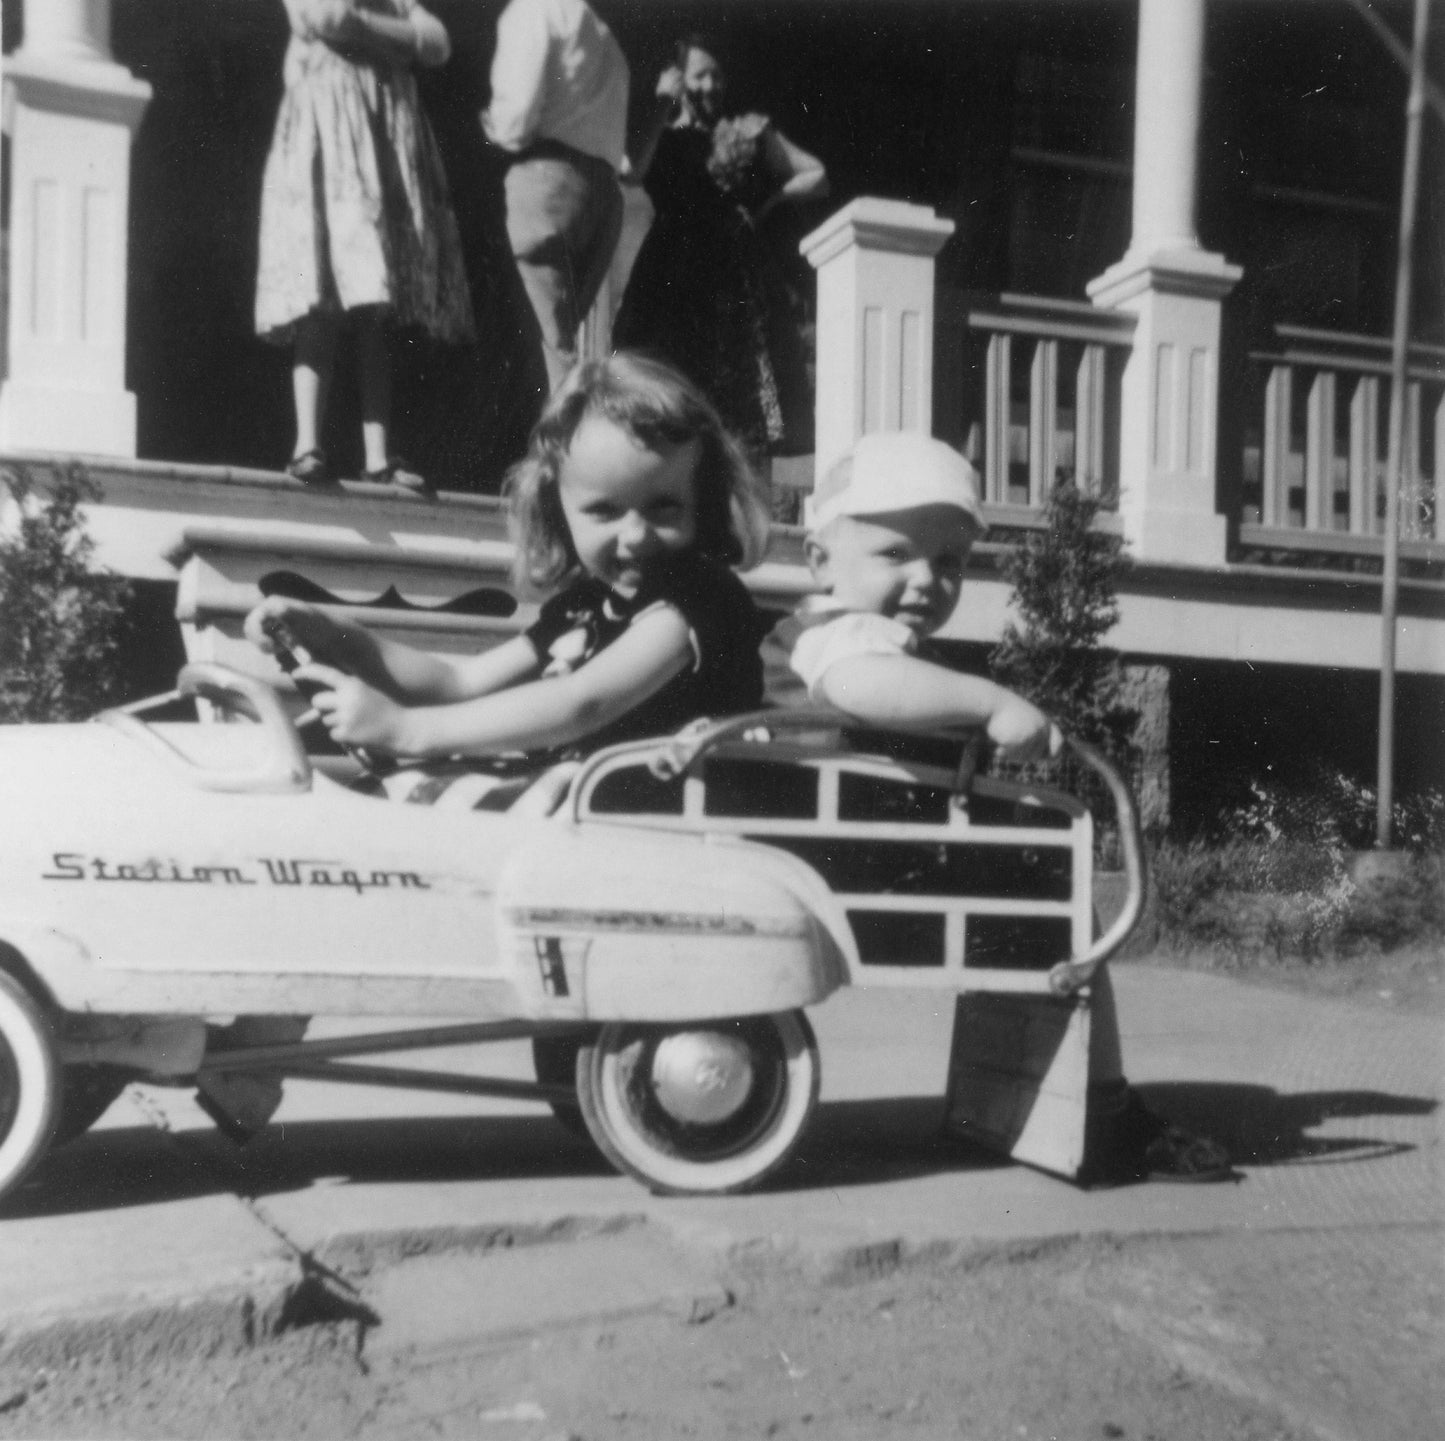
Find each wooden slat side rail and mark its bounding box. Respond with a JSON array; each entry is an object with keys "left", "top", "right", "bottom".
[
  {"left": 942, "top": 289, "right": 1133, "bottom": 513},
  {"left": 1249, "top": 325, "right": 1444, "bottom": 546}
]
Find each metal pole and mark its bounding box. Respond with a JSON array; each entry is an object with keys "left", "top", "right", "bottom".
[{"left": 1377, "top": 0, "right": 1431, "bottom": 850}]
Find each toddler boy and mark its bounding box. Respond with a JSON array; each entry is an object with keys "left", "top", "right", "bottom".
[
  {"left": 769, "top": 432, "right": 1235, "bottom": 1185},
  {"left": 771, "top": 430, "right": 1057, "bottom": 757}
]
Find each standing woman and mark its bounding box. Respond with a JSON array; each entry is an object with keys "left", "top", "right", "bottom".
[
  {"left": 614, "top": 36, "right": 828, "bottom": 479},
  {"left": 256, "top": 0, "right": 475, "bottom": 490}
]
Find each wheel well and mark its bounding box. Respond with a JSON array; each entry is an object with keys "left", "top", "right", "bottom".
[{"left": 0, "top": 942, "right": 60, "bottom": 1012}]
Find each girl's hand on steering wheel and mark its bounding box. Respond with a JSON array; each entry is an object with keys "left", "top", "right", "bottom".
[
  {"left": 293, "top": 664, "right": 406, "bottom": 753},
  {"left": 245, "top": 597, "right": 342, "bottom": 663}
]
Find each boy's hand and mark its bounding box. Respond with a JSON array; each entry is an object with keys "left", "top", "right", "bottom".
[
  {"left": 986, "top": 695, "right": 1063, "bottom": 762},
  {"left": 294, "top": 664, "right": 406, "bottom": 753}
]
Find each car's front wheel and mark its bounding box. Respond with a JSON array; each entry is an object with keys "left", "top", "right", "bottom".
[
  {"left": 576, "top": 1011, "right": 819, "bottom": 1196},
  {"left": 0, "top": 973, "right": 60, "bottom": 1202}
]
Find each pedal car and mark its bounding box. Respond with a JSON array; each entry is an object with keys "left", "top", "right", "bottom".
[{"left": 0, "top": 663, "right": 1143, "bottom": 1201}]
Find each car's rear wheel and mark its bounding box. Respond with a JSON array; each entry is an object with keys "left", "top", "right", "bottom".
[
  {"left": 53, "top": 1065, "right": 129, "bottom": 1147},
  {"left": 576, "top": 1011, "right": 819, "bottom": 1196},
  {"left": 0, "top": 973, "right": 60, "bottom": 1201}
]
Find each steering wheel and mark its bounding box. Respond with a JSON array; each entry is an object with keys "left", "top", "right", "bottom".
[{"left": 261, "top": 616, "right": 393, "bottom": 777}]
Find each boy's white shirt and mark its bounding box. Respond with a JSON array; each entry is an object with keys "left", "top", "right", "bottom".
[{"left": 777, "top": 596, "right": 919, "bottom": 702}]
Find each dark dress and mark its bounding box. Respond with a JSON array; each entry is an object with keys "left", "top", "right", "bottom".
[
  {"left": 613, "top": 116, "right": 813, "bottom": 467},
  {"left": 524, "top": 552, "right": 766, "bottom": 753},
  {"left": 377, "top": 552, "right": 765, "bottom": 808}
]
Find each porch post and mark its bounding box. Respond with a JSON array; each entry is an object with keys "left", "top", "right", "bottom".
[
  {"left": 1087, "top": 0, "right": 1240, "bottom": 566},
  {"left": 0, "top": 0, "right": 152, "bottom": 456},
  {"left": 800, "top": 198, "right": 955, "bottom": 492}
]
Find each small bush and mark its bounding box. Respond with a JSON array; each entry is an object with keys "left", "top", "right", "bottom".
[
  {"left": 1227, "top": 767, "right": 1445, "bottom": 858},
  {"left": 0, "top": 463, "right": 132, "bottom": 722},
  {"left": 990, "top": 478, "right": 1137, "bottom": 756},
  {"left": 1149, "top": 831, "right": 1444, "bottom": 962}
]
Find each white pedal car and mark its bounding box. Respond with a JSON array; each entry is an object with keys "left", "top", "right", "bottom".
[{"left": 0, "top": 664, "right": 1142, "bottom": 1201}]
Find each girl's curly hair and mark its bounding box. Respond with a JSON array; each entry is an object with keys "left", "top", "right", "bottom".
[{"left": 502, "top": 351, "right": 771, "bottom": 596}]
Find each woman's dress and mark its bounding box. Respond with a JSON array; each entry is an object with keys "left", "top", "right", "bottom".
[
  {"left": 255, "top": 0, "right": 474, "bottom": 344},
  {"left": 613, "top": 115, "right": 811, "bottom": 465}
]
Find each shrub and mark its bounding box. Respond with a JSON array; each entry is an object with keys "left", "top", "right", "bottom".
[
  {"left": 0, "top": 464, "right": 132, "bottom": 722},
  {"left": 1149, "top": 825, "right": 1445, "bottom": 962},
  {"left": 990, "top": 477, "right": 1136, "bottom": 756},
  {"left": 1228, "top": 766, "right": 1445, "bottom": 858}
]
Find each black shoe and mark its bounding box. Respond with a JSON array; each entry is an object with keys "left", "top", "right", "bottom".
[
  {"left": 364, "top": 458, "right": 429, "bottom": 492},
  {"left": 285, "top": 448, "right": 331, "bottom": 484}
]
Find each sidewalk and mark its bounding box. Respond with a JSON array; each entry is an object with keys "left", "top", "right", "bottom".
[{"left": 1, "top": 964, "right": 1439, "bottom": 1363}]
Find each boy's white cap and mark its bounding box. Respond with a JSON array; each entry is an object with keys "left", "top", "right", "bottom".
[{"left": 808, "top": 432, "right": 985, "bottom": 531}]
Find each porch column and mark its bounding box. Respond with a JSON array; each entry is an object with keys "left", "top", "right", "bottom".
[
  {"left": 1087, "top": 0, "right": 1240, "bottom": 566},
  {"left": 0, "top": 0, "right": 152, "bottom": 456},
  {"left": 801, "top": 198, "right": 955, "bottom": 494}
]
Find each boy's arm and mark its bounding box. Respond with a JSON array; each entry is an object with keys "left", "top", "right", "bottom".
[
  {"left": 812, "top": 653, "right": 1060, "bottom": 760},
  {"left": 296, "top": 606, "right": 695, "bottom": 758}
]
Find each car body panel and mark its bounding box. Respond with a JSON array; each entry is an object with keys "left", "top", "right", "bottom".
[{"left": 0, "top": 722, "right": 845, "bottom": 1022}]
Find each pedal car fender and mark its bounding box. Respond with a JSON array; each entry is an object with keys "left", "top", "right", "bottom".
[
  {"left": 0, "top": 922, "right": 89, "bottom": 1011},
  {"left": 496, "top": 822, "right": 851, "bottom": 1021}
]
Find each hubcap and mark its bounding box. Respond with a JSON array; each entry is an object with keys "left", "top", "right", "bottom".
[{"left": 649, "top": 1030, "right": 755, "bottom": 1126}]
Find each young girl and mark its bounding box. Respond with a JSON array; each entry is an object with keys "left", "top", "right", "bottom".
[
  {"left": 244, "top": 353, "right": 772, "bottom": 779},
  {"left": 255, "top": 0, "right": 475, "bottom": 491}
]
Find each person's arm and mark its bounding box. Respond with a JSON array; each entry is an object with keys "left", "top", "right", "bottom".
[
  {"left": 627, "top": 65, "right": 684, "bottom": 182},
  {"left": 481, "top": 0, "right": 549, "bottom": 151},
  {"left": 244, "top": 597, "right": 541, "bottom": 705},
  {"left": 751, "top": 127, "right": 829, "bottom": 225},
  {"left": 299, "top": 0, "right": 452, "bottom": 68},
  {"left": 295, "top": 604, "right": 696, "bottom": 758},
  {"left": 812, "top": 652, "right": 1061, "bottom": 761}
]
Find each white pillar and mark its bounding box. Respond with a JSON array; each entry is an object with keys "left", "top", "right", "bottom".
[
  {"left": 800, "top": 198, "right": 955, "bottom": 489},
  {"left": 1087, "top": 0, "right": 1240, "bottom": 567},
  {"left": 0, "top": 0, "right": 152, "bottom": 456}
]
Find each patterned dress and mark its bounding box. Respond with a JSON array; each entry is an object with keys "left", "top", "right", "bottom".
[
  {"left": 255, "top": 0, "right": 474, "bottom": 344},
  {"left": 614, "top": 114, "right": 812, "bottom": 468}
]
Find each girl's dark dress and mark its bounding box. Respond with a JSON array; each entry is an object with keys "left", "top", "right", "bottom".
[{"left": 614, "top": 117, "right": 812, "bottom": 466}]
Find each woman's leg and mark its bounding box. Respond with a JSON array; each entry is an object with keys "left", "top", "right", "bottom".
[
  {"left": 357, "top": 309, "right": 425, "bottom": 487},
  {"left": 292, "top": 313, "right": 338, "bottom": 461},
  {"left": 356, "top": 308, "right": 391, "bottom": 475}
]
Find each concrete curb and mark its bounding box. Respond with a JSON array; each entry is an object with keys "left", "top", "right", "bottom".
[{"left": 0, "top": 1257, "right": 302, "bottom": 1373}]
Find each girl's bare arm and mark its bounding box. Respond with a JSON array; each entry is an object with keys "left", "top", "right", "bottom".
[
  {"left": 297, "top": 606, "right": 695, "bottom": 758},
  {"left": 245, "top": 599, "right": 540, "bottom": 705}
]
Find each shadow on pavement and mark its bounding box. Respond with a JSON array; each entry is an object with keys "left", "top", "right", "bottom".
[
  {"left": 3, "top": 1113, "right": 611, "bottom": 1221},
  {"left": 4, "top": 1086, "right": 1432, "bottom": 1219},
  {"left": 774, "top": 1097, "right": 1008, "bottom": 1192},
  {"left": 1137, "top": 1082, "right": 1437, "bottom": 1167},
  {"left": 7, "top": 1097, "right": 990, "bottom": 1218}
]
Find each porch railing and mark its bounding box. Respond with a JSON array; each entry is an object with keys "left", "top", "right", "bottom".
[
  {"left": 936, "top": 289, "right": 1135, "bottom": 527},
  {"left": 1243, "top": 325, "right": 1445, "bottom": 558}
]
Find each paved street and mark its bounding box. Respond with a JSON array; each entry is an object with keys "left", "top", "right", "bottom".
[{"left": 0, "top": 964, "right": 1439, "bottom": 1363}]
